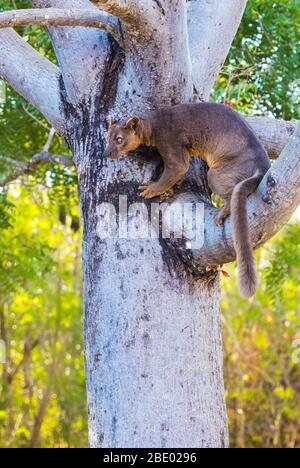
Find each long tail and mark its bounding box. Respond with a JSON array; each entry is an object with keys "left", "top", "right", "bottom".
[{"left": 231, "top": 170, "right": 264, "bottom": 298}]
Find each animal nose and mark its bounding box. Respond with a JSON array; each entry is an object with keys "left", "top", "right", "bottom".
[{"left": 103, "top": 148, "right": 111, "bottom": 159}]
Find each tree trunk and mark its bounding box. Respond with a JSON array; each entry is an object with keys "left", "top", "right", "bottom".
[
  {"left": 84, "top": 237, "right": 227, "bottom": 448},
  {"left": 71, "top": 4, "right": 228, "bottom": 448},
  {"left": 2, "top": 0, "right": 299, "bottom": 450},
  {"left": 79, "top": 142, "right": 228, "bottom": 448}
]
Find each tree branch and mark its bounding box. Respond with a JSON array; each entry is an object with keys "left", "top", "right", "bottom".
[
  {"left": 0, "top": 156, "right": 24, "bottom": 168},
  {"left": 43, "top": 127, "right": 56, "bottom": 152},
  {"left": 22, "top": 104, "right": 52, "bottom": 131},
  {"left": 167, "top": 122, "right": 300, "bottom": 275},
  {"left": 0, "top": 28, "right": 65, "bottom": 133},
  {"left": 91, "top": 0, "right": 163, "bottom": 41},
  {"left": 7, "top": 339, "right": 40, "bottom": 385},
  {"left": 245, "top": 116, "right": 298, "bottom": 160},
  {"left": 0, "top": 7, "right": 122, "bottom": 44},
  {"left": 0, "top": 152, "right": 74, "bottom": 187},
  {"left": 32, "top": 0, "right": 116, "bottom": 105},
  {"left": 187, "top": 0, "right": 248, "bottom": 100},
  {"left": 91, "top": 0, "right": 139, "bottom": 23}
]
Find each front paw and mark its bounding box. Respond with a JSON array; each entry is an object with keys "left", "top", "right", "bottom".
[
  {"left": 159, "top": 189, "right": 174, "bottom": 201},
  {"left": 139, "top": 183, "right": 162, "bottom": 199}
]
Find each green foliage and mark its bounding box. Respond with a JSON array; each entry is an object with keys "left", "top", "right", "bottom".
[
  {"left": 0, "top": 204, "right": 54, "bottom": 299},
  {"left": 215, "top": 0, "right": 300, "bottom": 449},
  {"left": 0, "top": 191, "right": 14, "bottom": 229},
  {"left": 0, "top": 0, "right": 56, "bottom": 63},
  {"left": 222, "top": 222, "right": 300, "bottom": 448},
  {"left": 212, "top": 0, "right": 300, "bottom": 119},
  {"left": 0, "top": 1, "right": 70, "bottom": 194},
  {"left": 0, "top": 1, "right": 84, "bottom": 447},
  {"left": 264, "top": 224, "right": 300, "bottom": 305},
  {"left": 0, "top": 187, "right": 87, "bottom": 448}
]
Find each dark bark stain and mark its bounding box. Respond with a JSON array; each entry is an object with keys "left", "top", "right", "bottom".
[
  {"left": 98, "top": 179, "right": 148, "bottom": 207},
  {"left": 142, "top": 332, "right": 151, "bottom": 348},
  {"left": 159, "top": 237, "right": 189, "bottom": 278},
  {"left": 58, "top": 74, "right": 77, "bottom": 135},
  {"left": 59, "top": 35, "right": 124, "bottom": 153},
  {"left": 97, "top": 36, "right": 125, "bottom": 118},
  {"left": 111, "top": 416, "right": 117, "bottom": 447},
  {"left": 262, "top": 193, "right": 273, "bottom": 205},
  {"left": 115, "top": 242, "right": 127, "bottom": 260},
  {"left": 129, "top": 145, "right": 163, "bottom": 169},
  {"left": 161, "top": 437, "right": 167, "bottom": 448},
  {"left": 267, "top": 173, "right": 277, "bottom": 188},
  {"left": 159, "top": 197, "right": 219, "bottom": 284},
  {"left": 261, "top": 173, "right": 278, "bottom": 205},
  {"left": 161, "top": 422, "right": 169, "bottom": 432},
  {"left": 255, "top": 229, "right": 265, "bottom": 245},
  {"left": 153, "top": 0, "right": 166, "bottom": 16},
  {"left": 287, "top": 123, "right": 296, "bottom": 136},
  {"left": 220, "top": 222, "right": 231, "bottom": 252},
  {"left": 140, "top": 313, "right": 151, "bottom": 322},
  {"left": 125, "top": 337, "right": 136, "bottom": 349}
]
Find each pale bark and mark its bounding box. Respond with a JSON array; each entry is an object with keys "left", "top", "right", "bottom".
[
  {"left": 92, "top": 0, "right": 160, "bottom": 23},
  {"left": 187, "top": 0, "right": 248, "bottom": 100},
  {"left": 32, "top": 0, "right": 114, "bottom": 105},
  {"left": 109, "top": 0, "right": 193, "bottom": 114},
  {"left": 0, "top": 28, "right": 64, "bottom": 132},
  {"left": 85, "top": 238, "right": 227, "bottom": 448},
  {"left": 245, "top": 116, "right": 298, "bottom": 160},
  {"left": 0, "top": 8, "right": 122, "bottom": 44}
]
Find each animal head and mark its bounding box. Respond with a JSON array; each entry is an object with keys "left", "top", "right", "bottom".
[{"left": 103, "top": 116, "right": 142, "bottom": 160}]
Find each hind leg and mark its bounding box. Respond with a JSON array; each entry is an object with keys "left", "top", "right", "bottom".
[
  {"left": 208, "top": 168, "right": 234, "bottom": 226},
  {"left": 215, "top": 197, "right": 231, "bottom": 225}
]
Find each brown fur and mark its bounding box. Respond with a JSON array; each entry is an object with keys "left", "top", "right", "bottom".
[{"left": 104, "top": 103, "right": 271, "bottom": 297}]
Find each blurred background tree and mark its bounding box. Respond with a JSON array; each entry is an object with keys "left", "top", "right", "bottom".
[
  {"left": 0, "top": 188, "right": 86, "bottom": 448},
  {"left": 0, "top": 0, "right": 299, "bottom": 448}
]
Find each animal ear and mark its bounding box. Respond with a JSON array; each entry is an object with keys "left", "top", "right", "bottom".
[{"left": 124, "top": 117, "right": 140, "bottom": 131}]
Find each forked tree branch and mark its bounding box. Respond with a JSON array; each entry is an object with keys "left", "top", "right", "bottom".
[
  {"left": 245, "top": 116, "right": 298, "bottom": 160},
  {"left": 187, "top": 0, "right": 248, "bottom": 100},
  {"left": 0, "top": 156, "right": 25, "bottom": 168},
  {"left": 0, "top": 8, "right": 122, "bottom": 44},
  {"left": 0, "top": 28, "right": 65, "bottom": 133},
  {"left": 0, "top": 152, "right": 74, "bottom": 187},
  {"left": 91, "top": 0, "right": 164, "bottom": 41},
  {"left": 168, "top": 122, "right": 300, "bottom": 274},
  {"left": 32, "top": 0, "right": 117, "bottom": 105},
  {"left": 91, "top": 0, "right": 139, "bottom": 23}
]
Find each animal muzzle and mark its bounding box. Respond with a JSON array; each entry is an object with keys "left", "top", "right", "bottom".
[{"left": 103, "top": 147, "right": 118, "bottom": 160}]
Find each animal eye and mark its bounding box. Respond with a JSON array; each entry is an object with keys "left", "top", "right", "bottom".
[{"left": 116, "top": 137, "right": 123, "bottom": 145}]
